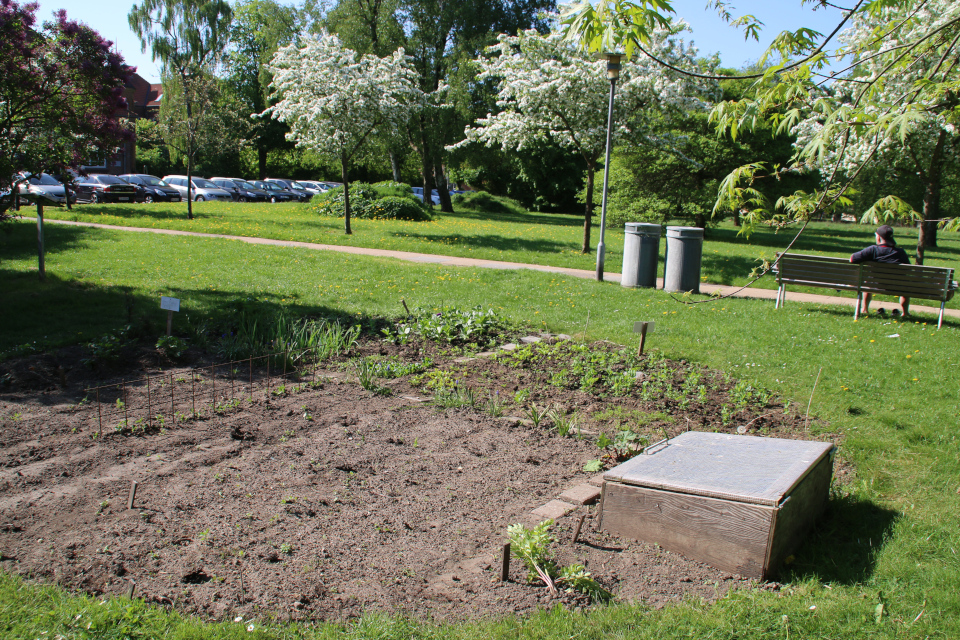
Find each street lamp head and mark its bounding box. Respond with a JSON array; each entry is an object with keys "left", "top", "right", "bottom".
[{"left": 603, "top": 52, "right": 623, "bottom": 80}]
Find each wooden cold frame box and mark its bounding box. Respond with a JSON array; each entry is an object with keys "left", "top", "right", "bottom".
[{"left": 598, "top": 432, "right": 834, "bottom": 579}]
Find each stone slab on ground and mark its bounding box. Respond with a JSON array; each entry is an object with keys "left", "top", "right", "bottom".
[
  {"left": 499, "top": 343, "right": 518, "bottom": 351},
  {"left": 520, "top": 336, "right": 541, "bottom": 344},
  {"left": 559, "top": 484, "right": 602, "bottom": 505},
  {"left": 587, "top": 473, "right": 606, "bottom": 487},
  {"left": 531, "top": 499, "right": 576, "bottom": 520}
]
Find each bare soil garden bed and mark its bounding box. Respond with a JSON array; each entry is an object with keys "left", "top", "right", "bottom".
[{"left": 0, "top": 326, "right": 841, "bottom": 623}]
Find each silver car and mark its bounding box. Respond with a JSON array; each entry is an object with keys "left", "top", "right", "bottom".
[
  {"left": 18, "top": 172, "right": 69, "bottom": 204},
  {"left": 162, "top": 175, "right": 233, "bottom": 202}
]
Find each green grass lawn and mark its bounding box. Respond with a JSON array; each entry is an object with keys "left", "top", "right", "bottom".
[
  {"left": 1, "top": 219, "right": 959, "bottom": 638},
  {"left": 36, "top": 199, "right": 960, "bottom": 294}
]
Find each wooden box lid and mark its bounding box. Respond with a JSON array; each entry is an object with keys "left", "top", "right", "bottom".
[{"left": 603, "top": 432, "right": 834, "bottom": 506}]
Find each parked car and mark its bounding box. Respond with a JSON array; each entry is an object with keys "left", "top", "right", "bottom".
[
  {"left": 210, "top": 177, "right": 269, "bottom": 202},
  {"left": 74, "top": 174, "right": 138, "bottom": 203},
  {"left": 162, "top": 175, "right": 233, "bottom": 202},
  {"left": 297, "top": 180, "right": 332, "bottom": 196},
  {"left": 249, "top": 179, "right": 297, "bottom": 203},
  {"left": 265, "top": 178, "right": 312, "bottom": 202},
  {"left": 118, "top": 174, "right": 182, "bottom": 203},
  {"left": 17, "top": 172, "right": 70, "bottom": 204},
  {"left": 411, "top": 187, "right": 442, "bottom": 205}
]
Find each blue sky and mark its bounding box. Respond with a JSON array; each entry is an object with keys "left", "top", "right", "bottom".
[{"left": 33, "top": 0, "right": 845, "bottom": 84}]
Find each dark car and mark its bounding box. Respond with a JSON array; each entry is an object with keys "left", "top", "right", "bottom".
[
  {"left": 74, "top": 174, "right": 138, "bottom": 203},
  {"left": 210, "top": 177, "right": 269, "bottom": 202},
  {"left": 249, "top": 179, "right": 297, "bottom": 203},
  {"left": 119, "top": 174, "right": 182, "bottom": 203},
  {"left": 265, "top": 178, "right": 313, "bottom": 202}
]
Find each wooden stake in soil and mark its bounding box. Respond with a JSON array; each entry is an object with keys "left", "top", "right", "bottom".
[
  {"left": 126, "top": 581, "right": 136, "bottom": 599},
  {"left": 805, "top": 367, "right": 823, "bottom": 430},
  {"left": 96, "top": 387, "right": 102, "bottom": 437},
  {"left": 571, "top": 514, "right": 587, "bottom": 544},
  {"left": 500, "top": 542, "right": 511, "bottom": 582},
  {"left": 401, "top": 298, "right": 413, "bottom": 320},
  {"left": 146, "top": 375, "right": 152, "bottom": 428},
  {"left": 238, "top": 561, "right": 245, "bottom": 603},
  {"left": 127, "top": 480, "right": 138, "bottom": 510}
]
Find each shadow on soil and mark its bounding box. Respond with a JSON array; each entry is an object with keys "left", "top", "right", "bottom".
[{"left": 783, "top": 493, "right": 900, "bottom": 585}]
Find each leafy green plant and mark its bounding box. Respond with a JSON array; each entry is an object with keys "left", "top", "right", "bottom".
[
  {"left": 81, "top": 331, "right": 126, "bottom": 367},
  {"left": 507, "top": 520, "right": 610, "bottom": 601},
  {"left": 524, "top": 403, "right": 550, "bottom": 429},
  {"left": 549, "top": 407, "right": 579, "bottom": 437},
  {"left": 156, "top": 335, "right": 188, "bottom": 360},
  {"left": 485, "top": 391, "right": 507, "bottom": 417},
  {"left": 353, "top": 358, "right": 390, "bottom": 395},
  {"left": 434, "top": 384, "right": 477, "bottom": 409},
  {"left": 394, "top": 306, "right": 507, "bottom": 345}
]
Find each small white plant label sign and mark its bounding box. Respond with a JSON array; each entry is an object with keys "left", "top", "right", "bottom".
[
  {"left": 633, "top": 321, "right": 655, "bottom": 334},
  {"left": 160, "top": 296, "right": 181, "bottom": 312}
]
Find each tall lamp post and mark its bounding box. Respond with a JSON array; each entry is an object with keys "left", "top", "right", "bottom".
[{"left": 595, "top": 52, "right": 621, "bottom": 281}]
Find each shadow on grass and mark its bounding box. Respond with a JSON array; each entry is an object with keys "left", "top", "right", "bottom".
[
  {"left": 390, "top": 231, "right": 577, "bottom": 255},
  {"left": 811, "top": 305, "right": 959, "bottom": 327},
  {"left": 0, "top": 219, "right": 112, "bottom": 263},
  {"left": 783, "top": 493, "right": 900, "bottom": 584},
  {"left": 701, "top": 253, "right": 762, "bottom": 285},
  {"left": 58, "top": 202, "right": 212, "bottom": 222},
  {"left": 449, "top": 207, "right": 586, "bottom": 228}
]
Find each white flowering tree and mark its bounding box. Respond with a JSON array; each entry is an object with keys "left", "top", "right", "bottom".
[
  {"left": 782, "top": 1, "right": 960, "bottom": 262},
  {"left": 263, "top": 33, "right": 420, "bottom": 234},
  {"left": 452, "top": 27, "right": 706, "bottom": 253},
  {"left": 564, "top": 0, "right": 960, "bottom": 263}
]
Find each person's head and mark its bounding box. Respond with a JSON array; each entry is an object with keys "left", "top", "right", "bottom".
[{"left": 875, "top": 224, "right": 896, "bottom": 245}]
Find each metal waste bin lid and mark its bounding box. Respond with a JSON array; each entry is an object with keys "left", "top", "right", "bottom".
[
  {"left": 624, "top": 222, "right": 662, "bottom": 236},
  {"left": 666, "top": 226, "right": 704, "bottom": 239}
]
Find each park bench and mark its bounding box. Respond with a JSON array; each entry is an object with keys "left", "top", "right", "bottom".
[{"left": 772, "top": 253, "right": 958, "bottom": 328}]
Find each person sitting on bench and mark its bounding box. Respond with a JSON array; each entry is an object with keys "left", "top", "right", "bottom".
[{"left": 850, "top": 224, "right": 911, "bottom": 317}]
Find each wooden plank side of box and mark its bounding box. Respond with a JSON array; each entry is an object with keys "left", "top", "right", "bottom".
[
  {"left": 764, "top": 453, "right": 834, "bottom": 573},
  {"left": 600, "top": 482, "right": 776, "bottom": 578}
]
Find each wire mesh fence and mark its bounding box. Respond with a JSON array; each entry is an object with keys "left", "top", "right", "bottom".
[{"left": 83, "top": 351, "right": 324, "bottom": 436}]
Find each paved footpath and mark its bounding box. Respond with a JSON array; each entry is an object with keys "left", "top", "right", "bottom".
[{"left": 40, "top": 218, "right": 960, "bottom": 320}]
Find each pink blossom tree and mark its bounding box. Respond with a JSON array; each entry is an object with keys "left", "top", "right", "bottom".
[{"left": 0, "top": 0, "right": 134, "bottom": 219}]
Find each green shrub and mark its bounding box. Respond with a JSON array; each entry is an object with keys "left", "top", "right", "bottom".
[
  {"left": 314, "top": 183, "right": 429, "bottom": 221},
  {"left": 452, "top": 191, "right": 527, "bottom": 215},
  {"left": 372, "top": 181, "right": 416, "bottom": 198},
  {"left": 365, "top": 196, "right": 431, "bottom": 221},
  {"left": 313, "top": 183, "right": 379, "bottom": 218}
]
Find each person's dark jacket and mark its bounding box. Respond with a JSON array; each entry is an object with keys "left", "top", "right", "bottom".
[{"left": 851, "top": 244, "right": 910, "bottom": 264}]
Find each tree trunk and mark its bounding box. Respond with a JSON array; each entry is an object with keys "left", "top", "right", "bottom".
[
  {"left": 419, "top": 132, "right": 435, "bottom": 209},
  {"left": 582, "top": 166, "right": 595, "bottom": 254},
  {"left": 258, "top": 145, "right": 268, "bottom": 181},
  {"left": 694, "top": 213, "right": 706, "bottom": 228},
  {"left": 389, "top": 152, "right": 401, "bottom": 183},
  {"left": 434, "top": 161, "right": 453, "bottom": 213},
  {"left": 341, "top": 155, "right": 352, "bottom": 235},
  {"left": 733, "top": 209, "right": 740, "bottom": 227}
]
